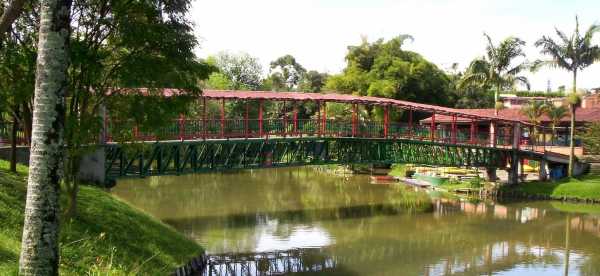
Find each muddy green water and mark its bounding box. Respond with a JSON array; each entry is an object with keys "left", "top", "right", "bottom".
[{"left": 113, "top": 168, "right": 600, "bottom": 275}]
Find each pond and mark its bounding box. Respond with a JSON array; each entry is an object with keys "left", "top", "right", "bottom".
[{"left": 113, "top": 167, "right": 600, "bottom": 275}]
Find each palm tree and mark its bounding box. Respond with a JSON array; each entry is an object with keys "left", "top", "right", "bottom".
[
  {"left": 534, "top": 17, "right": 600, "bottom": 177},
  {"left": 521, "top": 101, "right": 548, "bottom": 147},
  {"left": 459, "top": 33, "right": 530, "bottom": 114},
  {"left": 19, "top": 0, "right": 71, "bottom": 274},
  {"left": 545, "top": 104, "right": 568, "bottom": 144}
]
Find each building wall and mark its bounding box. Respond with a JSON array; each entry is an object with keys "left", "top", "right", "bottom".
[{"left": 583, "top": 94, "right": 600, "bottom": 109}]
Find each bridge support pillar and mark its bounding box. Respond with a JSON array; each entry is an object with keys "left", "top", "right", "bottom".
[
  {"left": 539, "top": 159, "right": 548, "bottom": 181},
  {"left": 507, "top": 122, "right": 522, "bottom": 185},
  {"left": 508, "top": 158, "right": 519, "bottom": 185},
  {"left": 78, "top": 148, "right": 106, "bottom": 186},
  {"left": 485, "top": 167, "right": 498, "bottom": 182}
]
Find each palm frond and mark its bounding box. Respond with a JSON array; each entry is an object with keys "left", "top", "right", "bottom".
[
  {"left": 483, "top": 33, "right": 497, "bottom": 62},
  {"left": 506, "top": 63, "right": 527, "bottom": 76},
  {"left": 534, "top": 37, "right": 572, "bottom": 69},
  {"left": 530, "top": 59, "right": 560, "bottom": 72},
  {"left": 514, "top": 76, "right": 531, "bottom": 90},
  {"left": 554, "top": 27, "right": 572, "bottom": 46},
  {"left": 583, "top": 23, "right": 600, "bottom": 44},
  {"left": 457, "top": 72, "right": 488, "bottom": 89}
]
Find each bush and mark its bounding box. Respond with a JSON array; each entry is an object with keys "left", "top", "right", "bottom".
[
  {"left": 468, "top": 176, "right": 483, "bottom": 188},
  {"left": 581, "top": 122, "right": 600, "bottom": 155}
]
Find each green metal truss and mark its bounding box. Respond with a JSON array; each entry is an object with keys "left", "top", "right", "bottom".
[{"left": 104, "top": 137, "right": 513, "bottom": 181}]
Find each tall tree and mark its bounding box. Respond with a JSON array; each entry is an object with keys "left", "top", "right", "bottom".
[
  {"left": 459, "top": 34, "right": 530, "bottom": 114},
  {"left": 64, "top": 0, "right": 210, "bottom": 217},
  {"left": 1, "top": 0, "right": 211, "bottom": 217},
  {"left": 19, "top": 0, "right": 71, "bottom": 274},
  {"left": 534, "top": 17, "right": 600, "bottom": 176},
  {"left": 206, "top": 51, "right": 263, "bottom": 90},
  {"left": 269, "top": 54, "right": 306, "bottom": 91},
  {"left": 298, "top": 70, "right": 328, "bottom": 92},
  {"left": 325, "top": 35, "right": 454, "bottom": 121},
  {"left": 446, "top": 63, "right": 494, "bottom": 109}
]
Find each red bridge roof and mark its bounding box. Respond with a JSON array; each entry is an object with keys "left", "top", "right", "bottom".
[
  {"left": 118, "top": 88, "right": 522, "bottom": 123},
  {"left": 200, "top": 90, "right": 521, "bottom": 123}
]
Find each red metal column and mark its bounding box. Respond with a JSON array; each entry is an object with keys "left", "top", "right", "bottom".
[
  {"left": 383, "top": 105, "right": 389, "bottom": 138},
  {"left": 352, "top": 103, "right": 358, "bottom": 137},
  {"left": 470, "top": 119, "right": 476, "bottom": 144},
  {"left": 220, "top": 99, "right": 225, "bottom": 138},
  {"left": 322, "top": 101, "right": 327, "bottom": 135},
  {"left": 408, "top": 108, "right": 413, "bottom": 138},
  {"left": 283, "top": 102, "right": 288, "bottom": 138},
  {"left": 202, "top": 97, "right": 207, "bottom": 139},
  {"left": 293, "top": 103, "right": 298, "bottom": 136},
  {"left": 245, "top": 101, "right": 249, "bottom": 138},
  {"left": 258, "top": 99, "right": 263, "bottom": 137},
  {"left": 134, "top": 125, "right": 139, "bottom": 140},
  {"left": 430, "top": 112, "right": 436, "bottom": 141},
  {"left": 317, "top": 101, "right": 321, "bottom": 137},
  {"left": 179, "top": 114, "right": 185, "bottom": 141},
  {"left": 451, "top": 114, "right": 457, "bottom": 144},
  {"left": 491, "top": 121, "right": 497, "bottom": 147},
  {"left": 283, "top": 100, "right": 287, "bottom": 137}
]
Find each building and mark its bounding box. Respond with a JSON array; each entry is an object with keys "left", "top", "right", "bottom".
[{"left": 499, "top": 94, "right": 565, "bottom": 109}]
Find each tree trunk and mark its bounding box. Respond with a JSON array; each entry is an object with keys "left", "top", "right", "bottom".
[
  {"left": 569, "top": 104, "right": 576, "bottom": 177},
  {"left": 0, "top": 0, "right": 26, "bottom": 40},
  {"left": 494, "top": 84, "right": 500, "bottom": 116},
  {"left": 22, "top": 101, "right": 33, "bottom": 144},
  {"left": 10, "top": 114, "right": 17, "bottom": 172},
  {"left": 568, "top": 70, "right": 577, "bottom": 177},
  {"left": 18, "top": 0, "right": 72, "bottom": 274}
]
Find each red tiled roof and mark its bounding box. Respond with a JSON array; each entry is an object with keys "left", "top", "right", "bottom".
[{"left": 421, "top": 108, "right": 600, "bottom": 124}]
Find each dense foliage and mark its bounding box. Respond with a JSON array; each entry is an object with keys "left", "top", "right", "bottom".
[
  {"left": 204, "top": 51, "right": 262, "bottom": 90},
  {"left": 0, "top": 0, "right": 212, "bottom": 216},
  {"left": 325, "top": 36, "right": 454, "bottom": 107},
  {"left": 268, "top": 54, "right": 307, "bottom": 91},
  {"left": 581, "top": 122, "right": 600, "bottom": 155}
]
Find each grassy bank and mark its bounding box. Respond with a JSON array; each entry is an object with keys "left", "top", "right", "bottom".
[
  {"left": 0, "top": 160, "right": 202, "bottom": 275},
  {"left": 503, "top": 174, "right": 600, "bottom": 201}
]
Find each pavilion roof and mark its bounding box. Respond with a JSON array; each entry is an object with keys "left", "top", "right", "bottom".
[{"left": 420, "top": 108, "right": 600, "bottom": 124}]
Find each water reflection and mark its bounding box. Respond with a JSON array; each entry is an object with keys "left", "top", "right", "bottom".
[
  {"left": 113, "top": 168, "right": 600, "bottom": 275},
  {"left": 201, "top": 248, "right": 349, "bottom": 276}
]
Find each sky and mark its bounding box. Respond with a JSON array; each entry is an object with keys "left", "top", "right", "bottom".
[{"left": 190, "top": 0, "right": 600, "bottom": 91}]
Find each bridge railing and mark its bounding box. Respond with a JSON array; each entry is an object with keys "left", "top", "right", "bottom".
[
  {"left": 104, "top": 118, "right": 516, "bottom": 148},
  {"left": 0, "top": 120, "right": 28, "bottom": 146}
]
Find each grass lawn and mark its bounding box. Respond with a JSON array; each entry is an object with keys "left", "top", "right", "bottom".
[
  {"left": 0, "top": 160, "right": 202, "bottom": 275},
  {"left": 505, "top": 174, "right": 600, "bottom": 201}
]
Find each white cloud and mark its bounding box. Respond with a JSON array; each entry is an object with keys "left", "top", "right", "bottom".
[{"left": 191, "top": 0, "right": 600, "bottom": 91}]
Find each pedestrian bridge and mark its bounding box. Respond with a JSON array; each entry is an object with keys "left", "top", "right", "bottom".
[
  {"left": 104, "top": 137, "right": 516, "bottom": 181},
  {"left": 92, "top": 90, "right": 555, "bottom": 185}
]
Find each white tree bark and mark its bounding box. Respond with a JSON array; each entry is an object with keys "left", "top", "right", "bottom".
[{"left": 18, "top": 0, "right": 71, "bottom": 274}]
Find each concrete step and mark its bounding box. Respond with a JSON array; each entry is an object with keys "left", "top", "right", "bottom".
[{"left": 588, "top": 164, "right": 600, "bottom": 176}]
